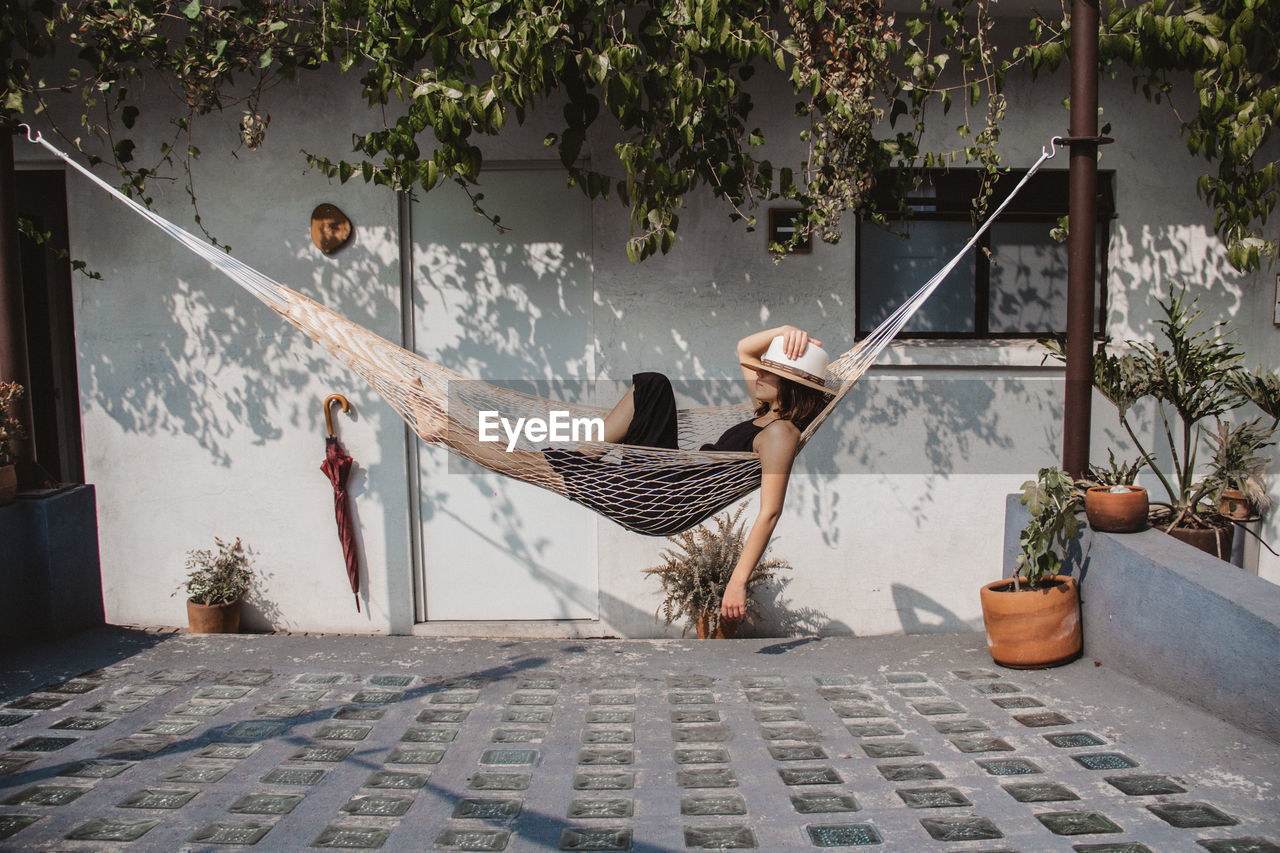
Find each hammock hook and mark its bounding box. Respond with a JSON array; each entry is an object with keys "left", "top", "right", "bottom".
[
  {"left": 16, "top": 123, "right": 41, "bottom": 144},
  {"left": 324, "top": 393, "right": 351, "bottom": 438}
]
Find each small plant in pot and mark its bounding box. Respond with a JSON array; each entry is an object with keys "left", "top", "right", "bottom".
[
  {"left": 644, "top": 503, "right": 790, "bottom": 638},
  {"left": 1204, "top": 419, "right": 1275, "bottom": 521},
  {"left": 176, "top": 537, "right": 256, "bottom": 634},
  {"left": 1210, "top": 367, "right": 1280, "bottom": 522},
  {"left": 0, "top": 381, "right": 27, "bottom": 507},
  {"left": 1081, "top": 451, "right": 1148, "bottom": 533},
  {"left": 981, "top": 467, "right": 1083, "bottom": 669}
]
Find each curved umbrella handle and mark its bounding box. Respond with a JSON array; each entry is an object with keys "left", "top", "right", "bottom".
[{"left": 324, "top": 393, "right": 352, "bottom": 438}]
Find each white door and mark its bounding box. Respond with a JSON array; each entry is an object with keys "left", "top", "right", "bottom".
[{"left": 411, "top": 167, "right": 598, "bottom": 620}]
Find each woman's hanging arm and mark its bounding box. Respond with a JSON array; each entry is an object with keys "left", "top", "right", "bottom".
[{"left": 720, "top": 427, "right": 798, "bottom": 621}]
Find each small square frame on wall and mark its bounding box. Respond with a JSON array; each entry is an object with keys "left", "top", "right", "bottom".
[{"left": 768, "top": 208, "right": 812, "bottom": 254}]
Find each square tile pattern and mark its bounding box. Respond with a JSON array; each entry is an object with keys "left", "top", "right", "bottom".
[{"left": 0, "top": 661, "right": 1273, "bottom": 853}]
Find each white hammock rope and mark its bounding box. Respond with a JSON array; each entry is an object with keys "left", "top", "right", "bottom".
[{"left": 24, "top": 126, "right": 1055, "bottom": 535}]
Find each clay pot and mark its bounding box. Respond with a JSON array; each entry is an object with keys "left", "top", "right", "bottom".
[
  {"left": 0, "top": 464, "right": 15, "bottom": 507},
  {"left": 1163, "top": 522, "right": 1235, "bottom": 561},
  {"left": 979, "top": 575, "right": 1082, "bottom": 669},
  {"left": 695, "top": 612, "right": 739, "bottom": 639},
  {"left": 1084, "top": 486, "right": 1148, "bottom": 533},
  {"left": 1217, "top": 488, "right": 1253, "bottom": 521},
  {"left": 186, "top": 599, "right": 242, "bottom": 634}
]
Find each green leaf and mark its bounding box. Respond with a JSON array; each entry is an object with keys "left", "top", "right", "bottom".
[
  {"left": 560, "top": 128, "right": 584, "bottom": 168},
  {"left": 182, "top": 0, "right": 201, "bottom": 20}
]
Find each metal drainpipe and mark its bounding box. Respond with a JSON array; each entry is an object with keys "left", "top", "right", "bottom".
[
  {"left": 1062, "top": 0, "right": 1104, "bottom": 478},
  {"left": 399, "top": 190, "right": 427, "bottom": 624}
]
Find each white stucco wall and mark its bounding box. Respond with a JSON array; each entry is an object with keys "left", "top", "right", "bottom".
[
  {"left": 19, "top": 31, "right": 1279, "bottom": 636},
  {"left": 20, "top": 72, "right": 415, "bottom": 633}
]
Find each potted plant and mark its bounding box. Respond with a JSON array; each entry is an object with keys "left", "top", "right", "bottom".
[
  {"left": 1204, "top": 419, "right": 1275, "bottom": 521},
  {"left": 644, "top": 503, "right": 790, "bottom": 639},
  {"left": 981, "top": 467, "right": 1083, "bottom": 669},
  {"left": 176, "top": 537, "right": 256, "bottom": 634},
  {"left": 1048, "top": 286, "right": 1278, "bottom": 559},
  {"left": 0, "top": 382, "right": 27, "bottom": 507},
  {"left": 1081, "top": 451, "right": 1149, "bottom": 533}
]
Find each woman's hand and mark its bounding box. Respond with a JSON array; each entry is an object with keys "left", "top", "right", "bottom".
[
  {"left": 778, "top": 326, "right": 821, "bottom": 360},
  {"left": 721, "top": 581, "right": 747, "bottom": 622}
]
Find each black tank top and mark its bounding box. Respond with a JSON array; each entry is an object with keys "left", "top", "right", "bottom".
[{"left": 700, "top": 418, "right": 778, "bottom": 452}]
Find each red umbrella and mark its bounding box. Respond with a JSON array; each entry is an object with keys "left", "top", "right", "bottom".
[{"left": 320, "top": 394, "right": 361, "bottom": 611}]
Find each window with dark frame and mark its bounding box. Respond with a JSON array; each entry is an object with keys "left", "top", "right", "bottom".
[{"left": 855, "top": 169, "right": 1115, "bottom": 340}]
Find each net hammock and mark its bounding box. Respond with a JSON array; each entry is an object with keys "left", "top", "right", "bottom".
[{"left": 24, "top": 127, "right": 1056, "bottom": 536}]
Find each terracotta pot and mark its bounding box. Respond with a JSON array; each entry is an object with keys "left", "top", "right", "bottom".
[
  {"left": 979, "top": 575, "right": 1082, "bottom": 669},
  {"left": 1217, "top": 489, "right": 1253, "bottom": 521},
  {"left": 695, "top": 612, "right": 739, "bottom": 639},
  {"left": 1084, "top": 486, "right": 1148, "bottom": 533},
  {"left": 0, "top": 464, "right": 15, "bottom": 507},
  {"left": 186, "top": 599, "right": 242, "bottom": 634},
  {"left": 1162, "top": 522, "right": 1235, "bottom": 561}
]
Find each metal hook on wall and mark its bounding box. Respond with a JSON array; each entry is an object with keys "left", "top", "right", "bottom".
[{"left": 324, "top": 394, "right": 352, "bottom": 438}]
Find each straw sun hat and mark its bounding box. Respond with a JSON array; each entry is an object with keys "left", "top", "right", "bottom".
[{"left": 740, "top": 335, "right": 831, "bottom": 393}]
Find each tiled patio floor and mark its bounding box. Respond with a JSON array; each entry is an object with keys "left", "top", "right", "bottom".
[{"left": 2, "top": 628, "right": 1278, "bottom": 851}]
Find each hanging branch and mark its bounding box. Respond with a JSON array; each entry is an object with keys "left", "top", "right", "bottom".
[{"left": 6, "top": 0, "right": 1012, "bottom": 262}]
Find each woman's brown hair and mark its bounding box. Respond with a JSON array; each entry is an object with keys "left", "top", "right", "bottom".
[{"left": 755, "top": 378, "right": 833, "bottom": 431}]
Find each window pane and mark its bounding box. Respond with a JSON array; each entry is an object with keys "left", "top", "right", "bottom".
[
  {"left": 987, "top": 222, "right": 1067, "bottom": 334},
  {"left": 860, "top": 221, "right": 975, "bottom": 334}
]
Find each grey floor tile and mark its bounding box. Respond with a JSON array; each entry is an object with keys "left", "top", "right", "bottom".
[{"left": 1, "top": 633, "right": 1278, "bottom": 853}]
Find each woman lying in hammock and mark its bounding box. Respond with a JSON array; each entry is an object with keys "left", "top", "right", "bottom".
[
  {"left": 603, "top": 325, "right": 831, "bottom": 621},
  {"left": 411, "top": 325, "right": 832, "bottom": 623}
]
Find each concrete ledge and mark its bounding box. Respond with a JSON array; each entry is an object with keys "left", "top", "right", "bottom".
[
  {"left": 0, "top": 485, "right": 104, "bottom": 645},
  {"left": 1004, "top": 493, "right": 1280, "bottom": 743}
]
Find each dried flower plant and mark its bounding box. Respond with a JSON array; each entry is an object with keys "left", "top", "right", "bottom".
[
  {"left": 0, "top": 381, "right": 28, "bottom": 467},
  {"left": 643, "top": 503, "right": 790, "bottom": 637}
]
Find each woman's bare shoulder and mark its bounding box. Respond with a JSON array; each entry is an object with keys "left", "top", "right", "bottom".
[{"left": 754, "top": 419, "right": 801, "bottom": 457}]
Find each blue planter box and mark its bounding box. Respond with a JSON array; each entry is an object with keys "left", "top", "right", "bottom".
[{"left": 0, "top": 485, "right": 103, "bottom": 644}]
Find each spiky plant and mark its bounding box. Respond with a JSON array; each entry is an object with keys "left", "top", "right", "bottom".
[
  {"left": 1082, "top": 450, "right": 1146, "bottom": 488},
  {"left": 643, "top": 503, "right": 790, "bottom": 637},
  {"left": 1044, "top": 285, "right": 1276, "bottom": 530}
]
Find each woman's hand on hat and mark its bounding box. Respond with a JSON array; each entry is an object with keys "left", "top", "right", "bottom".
[{"left": 780, "top": 326, "right": 821, "bottom": 360}]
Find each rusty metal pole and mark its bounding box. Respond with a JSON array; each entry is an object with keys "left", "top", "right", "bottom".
[{"left": 1062, "top": 0, "right": 1101, "bottom": 478}]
